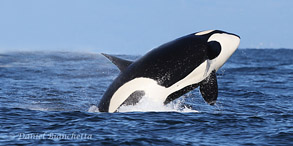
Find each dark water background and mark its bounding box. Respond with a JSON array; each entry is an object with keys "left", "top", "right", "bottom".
[{"left": 0, "top": 49, "right": 292, "bottom": 145}]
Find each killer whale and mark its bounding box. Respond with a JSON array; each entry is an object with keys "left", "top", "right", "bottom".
[{"left": 98, "top": 30, "right": 240, "bottom": 112}]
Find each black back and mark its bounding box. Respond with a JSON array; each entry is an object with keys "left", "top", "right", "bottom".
[{"left": 125, "top": 34, "right": 210, "bottom": 87}]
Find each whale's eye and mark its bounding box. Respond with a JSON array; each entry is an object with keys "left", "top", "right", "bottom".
[{"left": 207, "top": 41, "right": 221, "bottom": 60}]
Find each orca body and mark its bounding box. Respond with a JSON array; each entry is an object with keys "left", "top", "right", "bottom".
[{"left": 98, "top": 30, "right": 240, "bottom": 112}]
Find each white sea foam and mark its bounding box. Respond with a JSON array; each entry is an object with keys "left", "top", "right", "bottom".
[
  {"left": 88, "top": 105, "right": 100, "bottom": 113},
  {"left": 23, "top": 104, "right": 50, "bottom": 111},
  {"left": 28, "top": 106, "right": 49, "bottom": 111}
]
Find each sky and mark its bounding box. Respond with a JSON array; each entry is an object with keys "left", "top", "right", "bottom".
[{"left": 0, "top": 0, "right": 292, "bottom": 54}]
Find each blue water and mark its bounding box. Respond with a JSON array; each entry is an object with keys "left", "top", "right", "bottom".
[{"left": 0, "top": 49, "right": 292, "bottom": 145}]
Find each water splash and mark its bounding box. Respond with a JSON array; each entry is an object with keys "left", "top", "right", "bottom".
[{"left": 88, "top": 105, "right": 100, "bottom": 113}]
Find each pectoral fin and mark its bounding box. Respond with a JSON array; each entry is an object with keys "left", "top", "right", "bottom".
[{"left": 200, "top": 71, "right": 218, "bottom": 105}]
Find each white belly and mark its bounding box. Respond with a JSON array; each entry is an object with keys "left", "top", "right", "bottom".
[{"left": 108, "top": 60, "right": 212, "bottom": 113}]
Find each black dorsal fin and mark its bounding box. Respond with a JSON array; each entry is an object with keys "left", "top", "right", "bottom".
[{"left": 101, "top": 53, "right": 133, "bottom": 72}]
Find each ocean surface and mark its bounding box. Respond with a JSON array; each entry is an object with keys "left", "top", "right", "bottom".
[{"left": 0, "top": 49, "right": 292, "bottom": 145}]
